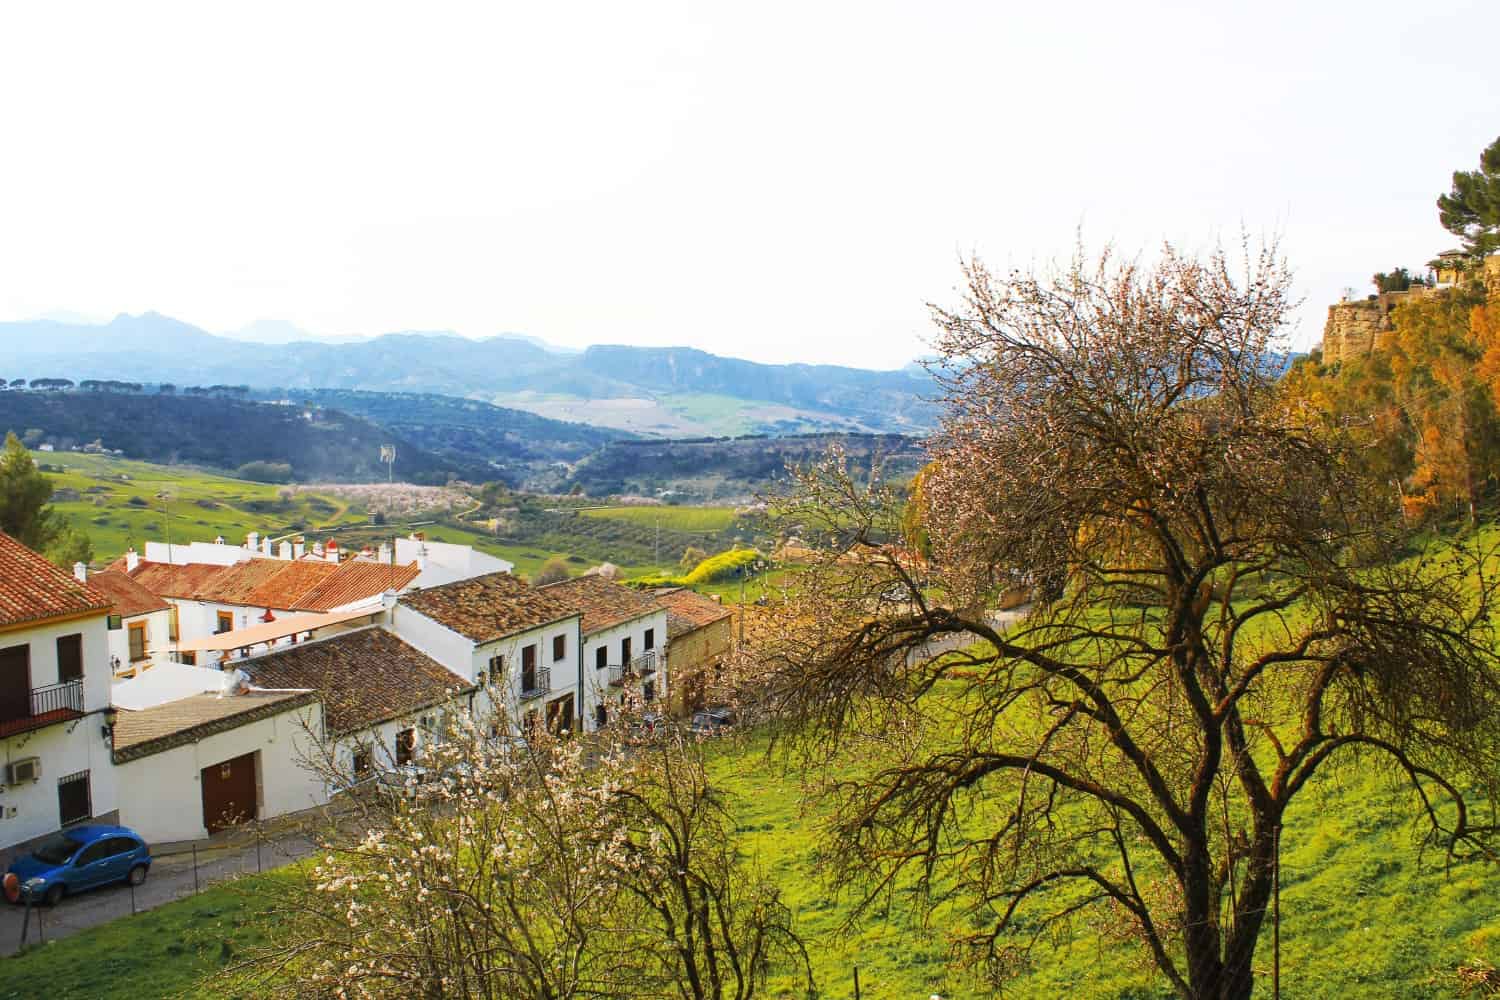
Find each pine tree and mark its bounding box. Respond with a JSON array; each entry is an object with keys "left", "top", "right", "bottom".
[{"left": 1438, "top": 135, "right": 1500, "bottom": 258}]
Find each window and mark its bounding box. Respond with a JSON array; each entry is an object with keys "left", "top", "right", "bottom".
[
  {"left": 395, "top": 728, "right": 416, "bottom": 766},
  {"left": 58, "top": 770, "right": 91, "bottom": 827},
  {"left": 595, "top": 645, "right": 608, "bottom": 670},
  {"left": 644, "top": 628, "right": 655, "bottom": 652},
  {"left": 128, "top": 622, "right": 148, "bottom": 662},
  {"left": 595, "top": 704, "right": 608, "bottom": 728},
  {"left": 486, "top": 653, "right": 503, "bottom": 682},
  {"left": 552, "top": 634, "right": 566, "bottom": 662},
  {"left": 168, "top": 607, "right": 179, "bottom": 642},
  {"left": 179, "top": 651, "right": 197, "bottom": 666},
  {"left": 521, "top": 644, "right": 537, "bottom": 692},
  {"left": 57, "top": 633, "right": 83, "bottom": 682},
  {"left": 621, "top": 637, "right": 632, "bottom": 664},
  {"left": 77, "top": 840, "right": 111, "bottom": 866},
  {"left": 644, "top": 680, "right": 656, "bottom": 703},
  {"left": 216, "top": 611, "right": 234, "bottom": 634},
  {"left": 351, "top": 747, "right": 372, "bottom": 780}
]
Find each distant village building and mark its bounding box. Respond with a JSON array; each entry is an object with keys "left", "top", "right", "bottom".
[
  {"left": 542, "top": 575, "right": 668, "bottom": 730},
  {"left": 654, "top": 587, "right": 733, "bottom": 716}
]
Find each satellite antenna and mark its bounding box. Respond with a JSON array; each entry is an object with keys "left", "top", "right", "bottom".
[{"left": 380, "top": 444, "right": 396, "bottom": 485}]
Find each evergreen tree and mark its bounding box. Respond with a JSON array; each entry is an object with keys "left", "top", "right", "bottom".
[
  {"left": 0, "top": 432, "right": 92, "bottom": 567},
  {"left": 1439, "top": 134, "right": 1500, "bottom": 258}
]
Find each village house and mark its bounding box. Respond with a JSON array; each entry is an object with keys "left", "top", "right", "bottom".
[
  {"left": 86, "top": 568, "right": 174, "bottom": 678},
  {"left": 541, "top": 575, "right": 668, "bottom": 731},
  {"left": 110, "top": 664, "right": 322, "bottom": 843},
  {"left": 654, "top": 587, "right": 733, "bottom": 716},
  {"left": 0, "top": 532, "right": 120, "bottom": 860},
  {"left": 394, "top": 573, "right": 584, "bottom": 736},
  {"left": 242, "top": 626, "right": 475, "bottom": 791}
]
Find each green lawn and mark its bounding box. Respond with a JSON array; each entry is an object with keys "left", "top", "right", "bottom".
[{"left": 0, "top": 870, "right": 297, "bottom": 1000}]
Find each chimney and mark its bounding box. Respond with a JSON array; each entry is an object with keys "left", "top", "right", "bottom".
[
  {"left": 125, "top": 547, "right": 140, "bottom": 572},
  {"left": 214, "top": 535, "right": 225, "bottom": 546},
  {"left": 247, "top": 531, "right": 259, "bottom": 552},
  {"left": 73, "top": 561, "right": 87, "bottom": 583},
  {"left": 293, "top": 538, "right": 305, "bottom": 559},
  {"left": 325, "top": 539, "right": 339, "bottom": 563},
  {"left": 377, "top": 542, "right": 391, "bottom": 564},
  {"left": 278, "top": 540, "right": 293, "bottom": 560},
  {"left": 312, "top": 541, "right": 325, "bottom": 559},
  {"left": 261, "top": 537, "right": 273, "bottom": 556}
]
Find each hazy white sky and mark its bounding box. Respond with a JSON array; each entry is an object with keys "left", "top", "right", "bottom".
[{"left": 1, "top": 1, "right": 1496, "bottom": 368}]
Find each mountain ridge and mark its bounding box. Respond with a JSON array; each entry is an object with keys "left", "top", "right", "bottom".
[{"left": 0, "top": 313, "right": 938, "bottom": 435}]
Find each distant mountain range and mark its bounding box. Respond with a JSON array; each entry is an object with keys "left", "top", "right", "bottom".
[{"left": 0, "top": 313, "right": 938, "bottom": 437}]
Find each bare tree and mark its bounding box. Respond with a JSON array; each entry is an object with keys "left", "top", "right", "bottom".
[{"left": 756, "top": 244, "right": 1500, "bottom": 999}]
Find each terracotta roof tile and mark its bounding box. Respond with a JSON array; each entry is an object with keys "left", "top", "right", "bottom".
[
  {"left": 112, "top": 689, "right": 319, "bottom": 762},
  {"left": 196, "top": 560, "right": 290, "bottom": 604},
  {"left": 0, "top": 531, "right": 111, "bottom": 629},
  {"left": 241, "top": 560, "right": 339, "bottom": 609},
  {"left": 400, "top": 572, "right": 577, "bottom": 644},
  {"left": 295, "top": 561, "right": 421, "bottom": 612},
  {"left": 243, "top": 627, "right": 471, "bottom": 735},
  {"left": 541, "top": 575, "right": 663, "bottom": 636},
  {"left": 87, "top": 569, "right": 170, "bottom": 618},
  {"left": 654, "top": 587, "right": 733, "bottom": 639},
  {"left": 125, "top": 561, "right": 232, "bottom": 601}
]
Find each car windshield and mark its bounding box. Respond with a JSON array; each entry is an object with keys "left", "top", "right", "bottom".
[{"left": 32, "top": 833, "right": 84, "bottom": 865}]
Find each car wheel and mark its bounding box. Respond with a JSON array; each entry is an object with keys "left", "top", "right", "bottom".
[
  {"left": 127, "top": 864, "right": 148, "bottom": 887},
  {"left": 43, "top": 883, "right": 64, "bottom": 907}
]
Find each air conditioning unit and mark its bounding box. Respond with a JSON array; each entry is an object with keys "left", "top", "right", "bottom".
[{"left": 6, "top": 758, "right": 40, "bottom": 786}]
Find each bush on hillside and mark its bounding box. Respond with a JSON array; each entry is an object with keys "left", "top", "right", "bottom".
[{"left": 236, "top": 461, "right": 294, "bottom": 484}]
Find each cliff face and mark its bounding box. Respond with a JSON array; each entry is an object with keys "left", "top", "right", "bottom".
[{"left": 1321, "top": 300, "right": 1388, "bottom": 364}]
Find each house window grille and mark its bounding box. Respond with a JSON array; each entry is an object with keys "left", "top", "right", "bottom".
[{"left": 58, "top": 769, "right": 91, "bottom": 826}]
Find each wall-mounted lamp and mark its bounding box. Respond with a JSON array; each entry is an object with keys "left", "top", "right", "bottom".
[{"left": 101, "top": 706, "right": 118, "bottom": 743}]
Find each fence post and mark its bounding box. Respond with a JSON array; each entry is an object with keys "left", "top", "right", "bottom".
[
  {"left": 256, "top": 823, "right": 263, "bottom": 874},
  {"left": 130, "top": 875, "right": 137, "bottom": 915},
  {"left": 192, "top": 843, "right": 200, "bottom": 894},
  {"left": 853, "top": 965, "right": 860, "bottom": 1000},
  {"left": 18, "top": 894, "right": 31, "bottom": 950}
]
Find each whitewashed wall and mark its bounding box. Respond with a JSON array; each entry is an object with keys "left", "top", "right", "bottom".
[
  {"left": 578, "top": 608, "right": 670, "bottom": 730},
  {"left": 114, "top": 701, "right": 324, "bottom": 844},
  {"left": 106, "top": 607, "right": 175, "bottom": 676}
]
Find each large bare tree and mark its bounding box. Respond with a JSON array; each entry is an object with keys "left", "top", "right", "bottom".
[{"left": 758, "top": 244, "right": 1500, "bottom": 999}]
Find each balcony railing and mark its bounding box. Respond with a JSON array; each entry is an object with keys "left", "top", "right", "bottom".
[
  {"left": 607, "top": 651, "right": 658, "bottom": 688},
  {"left": 519, "top": 665, "right": 551, "bottom": 701},
  {"left": 0, "top": 679, "right": 86, "bottom": 737}
]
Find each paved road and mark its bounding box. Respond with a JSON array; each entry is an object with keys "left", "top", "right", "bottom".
[{"left": 0, "top": 827, "right": 318, "bottom": 955}]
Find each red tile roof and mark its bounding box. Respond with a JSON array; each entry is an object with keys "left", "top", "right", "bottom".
[
  {"left": 541, "top": 575, "right": 663, "bottom": 636},
  {"left": 296, "top": 561, "right": 421, "bottom": 612},
  {"left": 244, "top": 627, "right": 470, "bottom": 736},
  {"left": 123, "top": 557, "right": 419, "bottom": 613},
  {"left": 87, "top": 569, "right": 171, "bottom": 618},
  {"left": 242, "top": 560, "right": 339, "bottom": 608},
  {"left": 400, "top": 572, "right": 578, "bottom": 644},
  {"left": 0, "top": 531, "right": 111, "bottom": 629},
  {"left": 654, "top": 587, "right": 733, "bottom": 639}
]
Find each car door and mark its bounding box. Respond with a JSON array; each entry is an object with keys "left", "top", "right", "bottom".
[
  {"left": 100, "top": 838, "right": 136, "bottom": 882},
  {"left": 70, "top": 840, "right": 110, "bottom": 890}
]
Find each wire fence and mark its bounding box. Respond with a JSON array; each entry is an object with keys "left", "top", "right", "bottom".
[{"left": 3, "top": 820, "right": 319, "bottom": 956}]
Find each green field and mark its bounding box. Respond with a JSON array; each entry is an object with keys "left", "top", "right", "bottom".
[
  {"left": 42, "top": 455, "right": 359, "bottom": 561},
  {"left": 579, "top": 504, "right": 739, "bottom": 533}
]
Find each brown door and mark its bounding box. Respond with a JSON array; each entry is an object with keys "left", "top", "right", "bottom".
[
  {"left": 0, "top": 645, "right": 30, "bottom": 722},
  {"left": 201, "top": 751, "right": 258, "bottom": 834},
  {"left": 546, "top": 694, "right": 575, "bottom": 735}
]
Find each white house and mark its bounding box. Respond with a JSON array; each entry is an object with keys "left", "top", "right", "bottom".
[
  {"left": 88, "top": 568, "right": 175, "bottom": 678},
  {"left": 0, "top": 532, "right": 120, "bottom": 861},
  {"left": 110, "top": 665, "right": 323, "bottom": 843},
  {"left": 242, "top": 626, "right": 476, "bottom": 789},
  {"left": 394, "top": 572, "right": 583, "bottom": 736},
  {"left": 540, "top": 575, "right": 669, "bottom": 731}
]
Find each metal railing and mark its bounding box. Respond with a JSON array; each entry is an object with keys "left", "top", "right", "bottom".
[
  {"left": 31, "top": 679, "right": 85, "bottom": 717},
  {"left": 519, "top": 665, "right": 551, "bottom": 701},
  {"left": 606, "top": 651, "right": 657, "bottom": 688}
]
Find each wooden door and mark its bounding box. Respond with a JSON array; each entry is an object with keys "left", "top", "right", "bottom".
[{"left": 201, "top": 751, "right": 257, "bottom": 834}]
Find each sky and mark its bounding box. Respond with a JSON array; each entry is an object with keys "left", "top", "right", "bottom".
[{"left": 0, "top": 1, "right": 1496, "bottom": 369}]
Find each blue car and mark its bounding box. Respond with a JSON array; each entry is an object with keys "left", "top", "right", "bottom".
[{"left": 7, "top": 825, "right": 151, "bottom": 906}]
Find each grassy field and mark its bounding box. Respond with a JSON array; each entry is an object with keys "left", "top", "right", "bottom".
[
  {"left": 579, "top": 504, "right": 739, "bottom": 533},
  {"left": 42, "top": 454, "right": 360, "bottom": 561},
  {"left": 0, "top": 870, "right": 296, "bottom": 1000}
]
